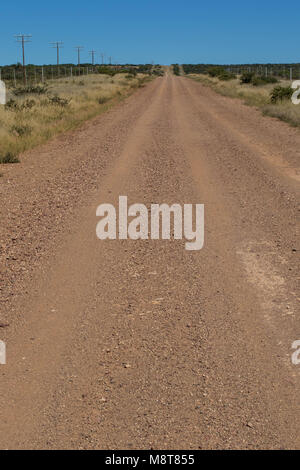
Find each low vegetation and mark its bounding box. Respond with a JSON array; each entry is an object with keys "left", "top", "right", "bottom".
[
  {"left": 172, "top": 64, "right": 180, "bottom": 76},
  {"left": 0, "top": 72, "right": 151, "bottom": 166},
  {"left": 185, "top": 72, "right": 300, "bottom": 127},
  {"left": 208, "top": 67, "right": 236, "bottom": 81},
  {"left": 0, "top": 151, "right": 19, "bottom": 164},
  {"left": 0, "top": 63, "right": 162, "bottom": 86},
  {"left": 270, "top": 86, "right": 293, "bottom": 103},
  {"left": 240, "top": 72, "right": 278, "bottom": 86},
  {"left": 182, "top": 63, "right": 300, "bottom": 80}
]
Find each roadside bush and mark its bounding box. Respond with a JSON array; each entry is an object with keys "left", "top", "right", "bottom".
[
  {"left": 241, "top": 73, "right": 278, "bottom": 86},
  {"left": 5, "top": 98, "right": 36, "bottom": 111},
  {"left": 251, "top": 76, "right": 278, "bottom": 86},
  {"left": 21, "top": 99, "right": 36, "bottom": 110},
  {"left": 270, "top": 86, "right": 293, "bottom": 103},
  {"left": 262, "top": 76, "right": 278, "bottom": 84},
  {"left": 97, "top": 67, "right": 116, "bottom": 77},
  {"left": 172, "top": 64, "right": 180, "bottom": 76},
  {"left": 137, "top": 77, "right": 148, "bottom": 87},
  {"left": 240, "top": 72, "right": 255, "bottom": 84},
  {"left": 47, "top": 95, "right": 70, "bottom": 107},
  {"left": 5, "top": 99, "right": 19, "bottom": 111},
  {"left": 208, "top": 67, "right": 222, "bottom": 77},
  {"left": 10, "top": 124, "right": 32, "bottom": 137},
  {"left": 218, "top": 71, "right": 236, "bottom": 81},
  {"left": 0, "top": 152, "right": 20, "bottom": 164},
  {"left": 13, "top": 85, "right": 48, "bottom": 96},
  {"left": 153, "top": 69, "right": 164, "bottom": 76},
  {"left": 98, "top": 96, "right": 109, "bottom": 104},
  {"left": 208, "top": 67, "right": 235, "bottom": 80}
]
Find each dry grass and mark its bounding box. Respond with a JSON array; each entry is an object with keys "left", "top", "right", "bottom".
[
  {"left": 188, "top": 74, "right": 300, "bottom": 127},
  {"left": 0, "top": 73, "right": 149, "bottom": 163}
]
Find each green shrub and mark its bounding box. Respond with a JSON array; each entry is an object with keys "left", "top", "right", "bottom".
[
  {"left": 251, "top": 75, "right": 278, "bottom": 86},
  {"left": 172, "top": 64, "right": 180, "bottom": 76},
  {"left": 0, "top": 152, "right": 20, "bottom": 164},
  {"left": 270, "top": 86, "right": 293, "bottom": 103},
  {"left": 262, "top": 76, "right": 278, "bottom": 84},
  {"left": 240, "top": 72, "right": 255, "bottom": 84},
  {"left": 13, "top": 85, "right": 48, "bottom": 96},
  {"left": 5, "top": 99, "right": 18, "bottom": 110},
  {"left": 218, "top": 71, "right": 236, "bottom": 81},
  {"left": 5, "top": 98, "right": 36, "bottom": 112},
  {"left": 10, "top": 124, "right": 32, "bottom": 137},
  {"left": 208, "top": 67, "right": 235, "bottom": 80},
  {"left": 208, "top": 67, "right": 222, "bottom": 77},
  {"left": 21, "top": 99, "right": 36, "bottom": 110},
  {"left": 251, "top": 76, "right": 264, "bottom": 86},
  {"left": 241, "top": 73, "right": 278, "bottom": 86},
  {"left": 97, "top": 67, "right": 116, "bottom": 77},
  {"left": 48, "top": 95, "right": 70, "bottom": 107},
  {"left": 98, "top": 96, "right": 109, "bottom": 104}
]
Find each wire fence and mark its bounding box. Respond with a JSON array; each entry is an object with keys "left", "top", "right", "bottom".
[
  {"left": 0, "top": 64, "right": 107, "bottom": 86},
  {"left": 182, "top": 64, "right": 300, "bottom": 80},
  {"left": 0, "top": 63, "right": 155, "bottom": 87}
]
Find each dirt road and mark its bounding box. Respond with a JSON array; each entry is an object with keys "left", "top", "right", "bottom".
[{"left": 0, "top": 71, "right": 299, "bottom": 449}]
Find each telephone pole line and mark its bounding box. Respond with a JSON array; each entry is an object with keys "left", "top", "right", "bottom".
[
  {"left": 74, "top": 46, "right": 84, "bottom": 66},
  {"left": 74, "top": 46, "right": 84, "bottom": 75},
  {"left": 15, "top": 34, "right": 32, "bottom": 85},
  {"left": 89, "top": 50, "right": 96, "bottom": 66},
  {"left": 50, "top": 41, "right": 64, "bottom": 66}
]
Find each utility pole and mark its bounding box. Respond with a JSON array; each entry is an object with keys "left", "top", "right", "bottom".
[
  {"left": 50, "top": 41, "right": 64, "bottom": 76},
  {"left": 89, "top": 50, "right": 96, "bottom": 66},
  {"left": 15, "top": 34, "right": 32, "bottom": 85},
  {"left": 75, "top": 46, "right": 84, "bottom": 75},
  {"left": 100, "top": 53, "right": 105, "bottom": 65}
]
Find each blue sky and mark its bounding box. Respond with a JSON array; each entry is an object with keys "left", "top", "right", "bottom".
[{"left": 1, "top": 1, "right": 298, "bottom": 65}]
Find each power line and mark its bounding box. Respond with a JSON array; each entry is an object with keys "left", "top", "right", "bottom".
[{"left": 14, "top": 34, "right": 32, "bottom": 85}]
